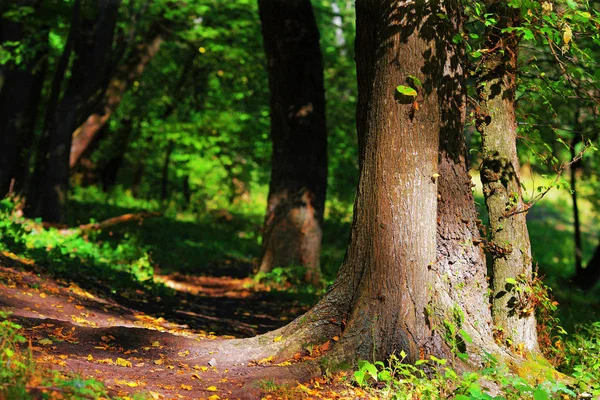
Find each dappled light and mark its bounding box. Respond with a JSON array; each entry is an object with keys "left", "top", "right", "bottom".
[{"left": 1, "top": 0, "right": 600, "bottom": 399}]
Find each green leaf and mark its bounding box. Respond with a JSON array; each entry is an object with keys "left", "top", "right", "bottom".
[
  {"left": 408, "top": 75, "right": 422, "bottom": 88},
  {"left": 4, "top": 348, "right": 14, "bottom": 358},
  {"left": 459, "top": 329, "right": 473, "bottom": 343},
  {"left": 533, "top": 389, "right": 550, "bottom": 400},
  {"left": 396, "top": 85, "right": 417, "bottom": 96},
  {"left": 505, "top": 278, "right": 517, "bottom": 285}
]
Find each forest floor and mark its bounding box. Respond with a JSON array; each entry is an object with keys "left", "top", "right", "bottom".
[{"left": 0, "top": 256, "right": 363, "bottom": 400}]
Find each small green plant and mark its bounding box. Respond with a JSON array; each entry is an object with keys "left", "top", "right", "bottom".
[
  {"left": 0, "top": 311, "right": 109, "bottom": 399},
  {"left": 443, "top": 305, "right": 472, "bottom": 362},
  {"left": 562, "top": 321, "right": 600, "bottom": 397},
  {"left": 0, "top": 198, "right": 171, "bottom": 300},
  {"left": 254, "top": 265, "right": 307, "bottom": 288},
  {"left": 352, "top": 351, "right": 577, "bottom": 400}
]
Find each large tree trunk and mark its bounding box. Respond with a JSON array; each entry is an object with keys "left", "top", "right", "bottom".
[
  {"left": 477, "top": 5, "right": 538, "bottom": 351},
  {"left": 0, "top": 2, "right": 48, "bottom": 197},
  {"left": 228, "top": 0, "right": 498, "bottom": 365},
  {"left": 28, "top": 0, "right": 122, "bottom": 222},
  {"left": 257, "top": 0, "right": 328, "bottom": 285}
]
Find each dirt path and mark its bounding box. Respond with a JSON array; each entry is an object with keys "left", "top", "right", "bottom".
[{"left": 0, "top": 258, "right": 358, "bottom": 399}]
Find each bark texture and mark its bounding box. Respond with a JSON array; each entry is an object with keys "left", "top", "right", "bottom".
[
  {"left": 477, "top": 4, "right": 538, "bottom": 351},
  {"left": 257, "top": 0, "right": 328, "bottom": 285},
  {"left": 246, "top": 0, "right": 498, "bottom": 364}
]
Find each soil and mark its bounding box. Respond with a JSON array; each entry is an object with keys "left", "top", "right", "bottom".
[{"left": 0, "top": 255, "right": 358, "bottom": 400}]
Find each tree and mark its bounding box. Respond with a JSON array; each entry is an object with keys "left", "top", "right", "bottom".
[
  {"left": 27, "top": 0, "right": 121, "bottom": 222},
  {"left": 223, "top": 0, "right": 499, "bottom": 364},
  {"left": 476, "top": 3, "right": 538, "bottom": 351},
  {"left": 0, "top": 1, "right": 48, "bottom": 197},
  {"left": 257, "top": 0, "right": 328, "bottom": 285}
]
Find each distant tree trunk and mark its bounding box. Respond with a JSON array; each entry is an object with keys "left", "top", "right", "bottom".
[
  {"left": 251, "top": 0, "right": 499, "bottom": 364},
  {"left": 575, "top": 243, "right": 600, "bottom": 291},
  {"left": 477, "top": 4, "right": 538, "bottom": 350},
  {"left": 182, "top": 174, "right": 192, "bottom": 208},
  {"left": 26, "top": 0, "right": 81, "bottom": 216},
  {"left": 571, "top": 110, "right": 583, "bottom": 276},
  {"left": 28, "top": 0, "right": 122, "bottom": 222},
  {"left": 0, "top": 3, "right": 48, "bottom": 197},
  {"left": 69, "top": 34, "right": 164, "bottom": 168},
  {"left": 161, "top": 140, "right": 175, "bottom": 201},
  {"left": 257, "top": 0, "right": 328, "bottom": 285},
  {"left": 99, "top": 119, "right": 135, "bottom": 191}
]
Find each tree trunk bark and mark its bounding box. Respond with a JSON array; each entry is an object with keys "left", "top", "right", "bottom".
[
  {"left": 245, "top": 0, "right": 499, "bottom": 365},
  {"left": 161, "top": 140, "right": 175, "bottom": 201},
  {"left": 69, "top": 34, "right": 163, "bottom": 168},
  {"left": 257, "top": 0, "right": 328, "bottom": 285},
  {"left": 477, "top": 4, "right": 538, "bottom": 351},
  {"left": 27, "top": 0, "right": 122, "bottom": 222}
]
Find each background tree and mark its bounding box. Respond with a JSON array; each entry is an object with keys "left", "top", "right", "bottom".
[
  {"left": 257, "top": 0, "right": 328, "bottom": 284},
  {"left": 476, "top": 2, "right": 538, "bottom": 351}
]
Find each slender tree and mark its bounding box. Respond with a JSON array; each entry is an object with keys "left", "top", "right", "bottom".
[
  {"left": 476, "top": 3, "right": 538, "bottom": 350},
  {"left": 257, "top": 0, "right": 328, "bottom": 285},
  {"left": 27, "top": 0, "right": 122, "bottom": 222},
  {"left": 69, "top": 32, "right": 164, "bottom": 169}
]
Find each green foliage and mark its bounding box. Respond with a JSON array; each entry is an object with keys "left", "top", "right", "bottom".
[
  {"left": 562, "top": 322, "right": 600, "bottom": 396},
  {"left": 353, "top": 352, "right": 577, "bottom": 400},
  {"left": 0, "top": 311, "right": 109, "bottom": 399},
  {"left": 254, "top": 265, "right": 308, "bottom": 288},
  {"left": 0, "top": 198, "right": 169, "bottom": 299}
]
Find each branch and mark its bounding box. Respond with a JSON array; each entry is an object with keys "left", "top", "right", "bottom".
[{"left": 41, "top": 212, "right": 160, "bottom": 234}]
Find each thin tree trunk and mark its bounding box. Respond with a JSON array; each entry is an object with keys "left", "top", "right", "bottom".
[
  {"left": 571, "top": 109, "right": 583, "bottom": 276},
  {"left": 257, "top": 0, "right": 328, "bottom": 285},
  {"left": 26, "top": 0, "right": 81, "bottom": 217},
  {"left": 28, "top": 0, "right": 122, "bottom": 222},
  {"left": 99, "top": 119, "right": 135, "bottom": 191},
  {"left": 575, "top": 243, "right": 600, "bottom": 291},
  {"left": 477, "top": 4, "right": 538, "bottom": 351},
  {"left": 571, "top": 142, "right": 583, "bottom": 275},
  {"left": 69, "top": 34, "right": 163, "bottom": 168},
  {"left": 161, "top": 140, "right": 175, "bottom": 201}
]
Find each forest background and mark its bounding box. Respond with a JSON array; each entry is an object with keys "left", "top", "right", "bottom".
[{"left": 1, "top": 0, "right": 600, "bottom": 399}]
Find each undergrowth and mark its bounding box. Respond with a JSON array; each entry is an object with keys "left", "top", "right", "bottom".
[
  {"left": 0, "top": 198, "right": 172, "bottom": 301},
  {"left": 352, "top": 351, "right": 586, "bottom": 400},
  {"left": 0, "top": 311, "right": 109, "bottom": 399}
]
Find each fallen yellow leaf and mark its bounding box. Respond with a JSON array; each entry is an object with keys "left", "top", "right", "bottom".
[
  {"left": 152, "top": 341, "right": 160, "bottom": 347},
  {"left": 208, "top": 395, "right": 220, "bottom": 400},
  {"left": 273, "top": 336, "right": 283, "bottom": 343},
  {"left": 154, "top": 359, "right": 163, "bottom": 365},
  {"left": 191, "top": 373, "right": 202, "bottom": 380},
  {"left": 87, "top": 354, "right": 94, "bottom": 361},
  {"left": 38, "top": 338, "right": 53, "bottom": 345},
  {"left": 180, "top": 384, "right": 192, "bottom": 391},
  {"left": 178, "top": 350, "right": 189, "bottom": 357},
  {"left": 207, "top": 386, "right": 218, "bottom": 392},
  {"left": 116, "top": 357, "right": 132, "bottom": 367}
]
